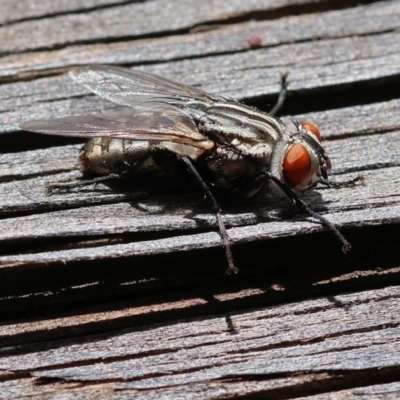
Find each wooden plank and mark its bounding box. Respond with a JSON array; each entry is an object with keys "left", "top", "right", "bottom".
[
  {"left": 1, "top": 379, "right": 399, "bottom": 400},
  {"left": 3, "top": 30, "right": 400, "bottom": 133},
  {"left": 298, "top": 383, "right": 400, "bottom": 400},
  {"left": 0, "top": 0, "right": 338, "bottom": 55},
  {"left": 0, "top": 0, "right": 132, "bottom": 25},
  {"left": 1, "top": 197, "right": 399, "bottom": 267},
  {"left": 2, "top": 286, "right": 398, "bottom": 370},
  {"left": 1, "top": 0, "right": 399, "bottom": 81},
  {"left": 0, "top": 163, "right": 398, "bottom": 262},
  {"left": 1, "top": 251, "right": 399, "bottom": 352},
  {"left": 1, "top": 99, "right": 399, "bottom": 264},
  {"left": 0, "top": 145, "right": 79, "bottom": 179},
  {"left": 294, "top": 98, "right": 400, "bottom": 140},
  {"left": 0, "top": 219, "right": 398, "bottom": 339},
  {"left": 1, "top": 0, "right": 400, "bottom": 399},
  {"left": 0, "top": 286, "right": 398, "bottom": 398}
]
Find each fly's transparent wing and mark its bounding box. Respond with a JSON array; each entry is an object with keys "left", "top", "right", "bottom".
[
  {"left": 69, "top": 65, "right": 215, "bottom": 109},
  {"left": 20, "top": 106, "right": 214, "bottom": 150},
  {"left": 20, "top": 65, "right": 217, "bottom": 149}
]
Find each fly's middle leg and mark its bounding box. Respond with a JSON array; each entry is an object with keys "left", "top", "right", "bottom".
[{"left": 180, "top": 156, "right": 238, "bottom": 275}]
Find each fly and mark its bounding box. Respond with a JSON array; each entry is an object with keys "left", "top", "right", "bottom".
[{"left": 20, "top": 65, "right": 351, "bottom": 274}]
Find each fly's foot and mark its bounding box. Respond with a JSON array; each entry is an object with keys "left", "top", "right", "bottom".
[
  {"left": 320, "top": 175, "right": 365, "bottom": 189},
  {"left": 45, "top": 181, "right": 79, "bottom": 196},
  {"left": 342, "top": 242, "right": 352, "bottom": 253},
  {"left": 45, "top": 180, "right": 94, "bottom": 196},
  {"left": 226, "top": 265, "right": 239, "bottom": 275}
]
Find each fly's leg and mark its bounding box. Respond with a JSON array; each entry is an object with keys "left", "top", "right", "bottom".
[
  {"left": 46, "top": 174, "right": 120, "bottom": 195},
  {"left": 257, "top": 171, "right": 351, "bottom": 253},
  {"left": 46, "top": 152, "right": 151, "bottom": 195},
  {"left": 269, "top": 72, "right": 289, "bottom": 116},
  {"left": 46, "top": 161, "right": 137, "bottom": 195},
  {"left": 318, "top": 175, "right": 365, "bottom": 189},
  {"left": 180, "top": 156, "right": 238, "bottom": 275}
]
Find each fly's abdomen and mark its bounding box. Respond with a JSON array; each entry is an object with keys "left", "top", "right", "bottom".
[{"left": 80, "top": 138, "right": 155, "bottom": 176}]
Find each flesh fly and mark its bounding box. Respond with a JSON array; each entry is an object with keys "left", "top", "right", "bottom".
[{"left": 20, "top": 65, "right": 351, "bottom": 274}]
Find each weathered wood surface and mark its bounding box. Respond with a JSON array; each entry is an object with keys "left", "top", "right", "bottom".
[
  {"left": 0, "top": 0, "right": 400, "bottom": 399},
  {"left": 1, "top": 286, "right": 399, "bottom": 399}
]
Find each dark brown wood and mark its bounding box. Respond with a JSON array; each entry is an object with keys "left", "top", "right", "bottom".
[{"left": 0, "top": 0, "right": 400, "bottom": 399}]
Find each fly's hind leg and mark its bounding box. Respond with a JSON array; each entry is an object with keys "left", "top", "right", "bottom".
[
  {"left": 46, "top": 174, "right": 121, "bottom": 196},
  {"left": 47, "top": 139, "right": 155, "bottom": 195},
  {"left": 46, "top": 158, "right": 151, "bottom": 196},
  {"left": 180, "top": 156, "right": 238, "bottom": 275},
  {"left": 46, "top": 159, "right": 146, "bottom": 195}
]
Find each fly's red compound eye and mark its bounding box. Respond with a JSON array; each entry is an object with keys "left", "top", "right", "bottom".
[
  {"left": 301, "top": 122, "right": 322, "bottom": 141},
  {"left": 282, "top": 144, "right": 311, "bottom": 187}
]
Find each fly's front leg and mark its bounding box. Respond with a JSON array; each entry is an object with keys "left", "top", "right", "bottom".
[
  {"left": 180, "top": 156, "right": 238, "bottom": 275},
  {"left": 256, "top": 171, "right": 351, "bottom": 253},
  {"left": 318, "top": 175, "right": 365, "bottom": 189}
]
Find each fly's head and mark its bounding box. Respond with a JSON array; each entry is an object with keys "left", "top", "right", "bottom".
[{"left": 271, "top": 118, "right": 332, "bottom": 191}]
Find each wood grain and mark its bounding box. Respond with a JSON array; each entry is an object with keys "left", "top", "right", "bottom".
[
  {"left": 0, "top": 287, "right": 399, "bottom": 398},
  {"left": 4, "top": 29, "right": 400, "bottom": 132},
  {"left": 1, "top": 0, "right": 400, "bottom": 398},
  {"left": 1, "top": 0, "right": 398, "bottom": 81}
]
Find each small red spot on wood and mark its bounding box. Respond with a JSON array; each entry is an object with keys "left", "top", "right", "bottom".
[{"left": 248, "top": 36, "right": 262, "bottom": 48}]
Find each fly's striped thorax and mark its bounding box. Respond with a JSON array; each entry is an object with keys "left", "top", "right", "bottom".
[
  {"left": 187, "top": 100, "right": 286, "bottom": 163},
  {"left": 197, "top": 101, "right": 285, "bottom": 146}
]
